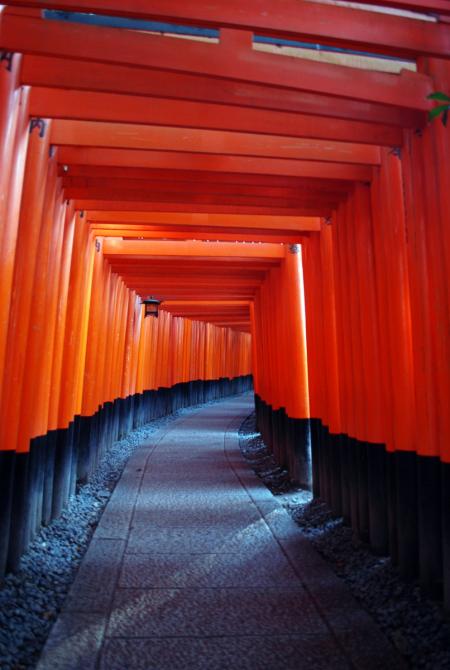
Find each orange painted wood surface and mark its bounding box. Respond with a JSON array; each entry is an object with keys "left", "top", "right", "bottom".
[{"left": 3, "top": 0, "right": 450, "bottom": 56}]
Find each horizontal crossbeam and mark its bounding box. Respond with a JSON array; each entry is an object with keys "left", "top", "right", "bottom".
[
  {"left": 3, "top": 0, "right": 450, "bottom": 54},
  {"left": 0, "top": 13, "right": 433, "bottom": 109},
  {"left": 58, "top": 148, "right": 374, "bottom": 181},
  {"left": 21, "top": 56, "right": 424, "bottom": 128},
  {"left": 29, "top": 88, "right": 402, "bottom": 147}
]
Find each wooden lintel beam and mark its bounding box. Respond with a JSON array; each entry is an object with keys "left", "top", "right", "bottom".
[
  {"left": 3, "top": 0, "right": 450, "bottom": 52},
  {"left": 0, "top": 13, "right": 433, "bottom": 109},
  {"left": 59, "top": 148, "right": 374, "bottom": 181},
  {"left": 67, "top": 166, "right": 350, "bottom": 190},
  {"left": 21, "top": 56, "right": 424, "bottom": 128},
  {"left": 102, "top": 239, "right": 285, "bottom": 259},
  {"left": 85, "top": 211, "right": 320, "bottom": 232},
  {"left": 51, "top": 120, "right": 380, "bottom": 165},
  {"left": 66, "top": 189, "right": 340, "bottom": 210},
  {"left": 62, "top": 176, "right": 349, "bottom": 198},
  {"left": 75, "top": 200, "right": 333, "bottom": 216},
  {"left": 28, "top": 88, "right": 402, "bottom": 147},
  {"left": 99, "top": 231, "right": 307, "bottom": 242}
]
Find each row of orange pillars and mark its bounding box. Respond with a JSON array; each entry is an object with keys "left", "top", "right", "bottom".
[{"left": 1, "top": 38, "right": 450, "bottom": 615}]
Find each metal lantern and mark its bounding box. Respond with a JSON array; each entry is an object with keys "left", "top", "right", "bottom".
[{"left": 142, "top": 296, "right": 161, "bottom": 318}]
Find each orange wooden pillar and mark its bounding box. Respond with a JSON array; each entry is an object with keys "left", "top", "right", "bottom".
[
  {"left": 252, "top": 244, "right": 310, "bottom": 486},
  {"left": 302, "top": 233, "right": 328, "bottom": 500},
  {"left": 17, "top": 148, "right": 62, "bottom": 544},
  {"left": 53, "top": 213, "right": 94, "bottom": 518},
  {"left": 419, "top": 59, "right": 450, "bottom": 610},
  {"left": 79, "top": 237, "right": 109, "bottom": 479},
  {"left": 332, "top": 199, "right": 362, "bottom": 532},
  {"left": 402, "top": 56, "right": 450, "bottom": 602},
  {"left": 319, "top": 225, "right": 342, "bottom": 513},
  {"left": 45, "top": 202, "right": 75, "bottom": 525},
  {"left": 370, "top": 150, "right": 416, "bottom": 570},
  {"left": 282, "top": 245, "right": 311, "bottom": 486},
  {"left": 0, "top": 118, "right": 51, "bottom": 570},
  {"left": 0, "top": 55, "right": 28, "bottom": 393},
  {"left": 351, "top": 184, "right": 386, "bottom": 548},
  {"left": 303, "top": 184, "right": 390, "bottom": 551},
  {"left": 0, "top": 54, "right": 30, "bottom": 575},
  {"left": 253, "top": 281, "right": 274, "bottom": 450}
]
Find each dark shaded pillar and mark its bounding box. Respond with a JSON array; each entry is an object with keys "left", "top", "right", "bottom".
[
  {"left": 51, "top": 422, "right": 75, "bottom": 520},
  {"left": 386, "top": 451, "right": 398, "bottom": 565},
  {"left": 395, "top": 450, "right": 418, "bottom": 580},
  {"left": 357, "top": 441, "right": 370, "bottom": 541},
  {"left": 310, "top": 418, "right": 321, "bottom": 498},
  {"left": 417, "top": 455, "right": 442, "bottom": 597},
  {"left": 7, "top": 452, "right": 29, "bottom": 573},
  {"left": 0, "top": 449, "right": 16, "bottom": 576},
  {"left": 339, "top": 435, "right": 351, "bottom": 524},
  {"left": 328, "top": 430, "right": 342, "bottom": 517},
  {"left": 367, "top": 443, "right": 388, "bottom": 555}
]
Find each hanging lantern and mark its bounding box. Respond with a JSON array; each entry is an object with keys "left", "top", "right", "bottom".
[{"left": 142, "top": 296, "right": 161, "bottom": 318}]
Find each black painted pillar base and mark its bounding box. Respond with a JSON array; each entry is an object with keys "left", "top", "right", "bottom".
[
  {"left": 357, "top": 441, "right": 369, "bottom": 541},
  {"left": 76, "top": 415, "right": 91, "bottom": 485},
  {"left": 42, "top": 430, "right": 57, "bottom": 526},
  {"left": 52, "top": 422, "right": 74, "bottom": 520},
  {"left": 101, "top": 401, "right": 112, "bottom": 450},
  {"left": 367, "top": 443, "right": 388, "bottom": 555},
  {"left": 395, "top": 450, "right": 418, "bottom": 580},
  {"left": 263, "top": 401, "right": 273, "bottom": 451},
  {"left": 7, "top": 452, "right": 29, "bottom": 573},
  {"left": 328, "top": 430, "right": 342, "bottom": 517},
  {"left": 417, "top": 455, "right": 442, "bottom": 598},
  {"left": 442, "top": 462, "right": 450, "bottom": 611},
  {"left": 288, "top": 417, "right": 312, "bottom": 491},
  {"left": 320, "top": 425, "right": 331, "bottom": 506},
  {"left": 285, "top": 416, "right": 300, "bottom": 485},
  {"left": 386, "top": 451, "right": 398, "bottom": 565},
  {"left": 133, "top": 394, "right": 142, "bottom": 429},
  {"left": 112, "top": 400, "right": 121, "bottom": 443},
  {"left": 0, "top": 450, "right": 16, "bottom": 577},
  {"left": 348, "top": 437, "right": 360, "bottom": 534},
  {"left": 270, "top": 408, "right": 279, "bottom": 462},
  {"left": 339, "top": 434, "right": 351, "bottom": 525},
  {"left": 276, "top": 409, "right": 288, "bottom": 470},
  {"left": 27, "top": 435, "right": 46, "bottom": 543},
  {"left": 310, "top": 418, "right": 321, "bottom": 499}
]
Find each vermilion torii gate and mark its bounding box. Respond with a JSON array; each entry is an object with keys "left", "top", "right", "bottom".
[{"left": 1, "top": 0, "right": 450, "bottom": 610}]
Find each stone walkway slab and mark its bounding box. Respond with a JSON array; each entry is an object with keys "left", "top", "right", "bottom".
[{"left": 37, "top": 394, "right": 405, "bottom": 670}]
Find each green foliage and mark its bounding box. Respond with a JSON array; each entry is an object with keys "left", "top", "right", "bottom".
[{"left": 427, "top": 92, "right": 450, "bottom": 126}]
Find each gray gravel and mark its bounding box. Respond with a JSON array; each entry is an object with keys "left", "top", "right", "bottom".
[
  {"left": 0, "top": 402, "right": 212, "bottom": 670},
  {"left": 239, "top": 413, "right": 450, "bottom": 670}
]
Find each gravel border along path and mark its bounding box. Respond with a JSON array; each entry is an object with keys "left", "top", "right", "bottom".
[
  {"left": 239, "top": 413, "right": 450, "bottom": 670},
  {"left": 0, "top": 402, "right": 220, "bottom": 670}
]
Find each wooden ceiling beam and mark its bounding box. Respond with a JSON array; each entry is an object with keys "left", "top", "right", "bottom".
[
  {"left": 51, "top": 120, "right": 380, "bottom": 165},
  {"left": 21, "top": 56, "right": 423, "bottom": 128},
  {"left": 85, "top": 211, "right": 321, "bottom": 231},
  {"left": 59, "top": 148, "right": 374, "bottom": 181},
  {"left": 3, "top": 0, "right": 450, "bottom": 53},
  {"left": 29, "top": 87, "right": 403, "bottom": 147},
  {"left": 0, "top": 13, "right": 432, "bottom": 108}
]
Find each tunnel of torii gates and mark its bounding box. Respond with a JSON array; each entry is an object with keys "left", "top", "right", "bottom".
[{"left": 0, "top": 0, "right": 450, "bottom": 610}]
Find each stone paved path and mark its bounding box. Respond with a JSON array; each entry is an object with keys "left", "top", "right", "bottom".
[{"left": 37, "top": 394, "right": 404, "bottom": 670}]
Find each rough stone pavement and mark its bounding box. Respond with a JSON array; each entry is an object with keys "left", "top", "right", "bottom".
[{"left": 37, "top": 394, "right": 405, "bottom": 670}]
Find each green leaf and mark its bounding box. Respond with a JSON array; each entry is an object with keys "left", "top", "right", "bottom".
[
  {"left": 428, "top": 103, "right": 450, "bottom": 121},
  {"left": 428, "top": 91, "right": 450, "bottom": 102}
]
